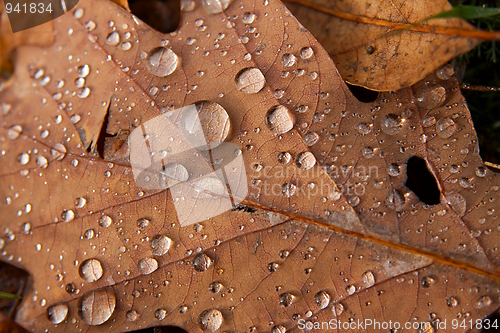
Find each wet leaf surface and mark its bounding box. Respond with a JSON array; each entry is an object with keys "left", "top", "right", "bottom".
[
  {"left": 285, "top": 0, "right": 483, "bottom": 91},
  {"left": 0, "top": 0, "right": 499, "bottom": 332}
]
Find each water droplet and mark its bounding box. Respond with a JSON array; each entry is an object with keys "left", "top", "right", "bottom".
[
  {"left": 386, "top": 189, "right": 407, "bottom": 212},
  {"left": 84, "top": 20, "right": 96, "bottom": 31},
  {"left": 387, "top": 163, "right": 400, "bottom": 176},
  {"left": 446, "top": 296, "right": 458, "bottom": 308},
  {"left": 209, "top": 281, "right": 223, "bottom": 293},
  {"left": 18, "top": 153, "right": 29, "bottom": 165},
  {"left": 62, "top": 210, "right": 75, "bottom": 222},
  {"left": 271, "top": 325, "right": 286, "bottom": 333},
  {"left": 361, "top": 271, "right": 375, "bottom": 287},
  {"left": 36, "top": 156, "right": 48, "bottom": 169},
  {"left": 79, "top": 259, "right": 103, "bottom": 282},
  {"left": 474, "top": 295, "right": 492, "bottom": 309},
  {"left": 278, "top": 152, "right": 291, "bottom": 164},
  {"left": 70, "top": 114, "right": 81, "bottom": 124},
  {"left": 106, "top": 32, "right": 120, "bottom": 46},
  {"left": 50, "top": 143, "right": 67, "bottom": 161},
  {"left": 126, "top": 310, "right": 139, "bottom": 321},
  {"left": 421, "top": 275, "right": 436, "bottom": 288},
  {"left": 235, "top": 67, "right": 266, "bottom": 93},
  {"left": 137, "top": 218, "right": 150, "bottom": 228},
  {"left": 296, "top": 152, "right": 316, "bottom": 170},
  {"left": 182, "top": 101, "right": 230, "bottom": 148},
  {"left": 356, "top": 122, "right": 372, "bottom": 135},
  {"left": 282, "top": 53, "right": 296, "bottom": 67},
  {"left": 265, "top": 105, "right": 294, "bottom": 134},
  {"left": 436, "top": 64, "right": 454, "bottom": 80},
  {"left": 151, "top": 235, "right": 173, "bottom": 256},
  {"left": 7, "top": 125, "right": 22, "bottom": 140},
  {"left": 79, "top": 288, "right": 116, "bottom": 325},
  {"left": 155, "top": 308, "right": 167, "bottom": 320},
  {"left": 181, "top": 0, "right": 196, "bottom": 11},
  {"left": 160, "top": 163, "right": 189, "bottom": 187},
  {"left": 0, "top": 238, "right": 4, "bottom": 251},
  {"left": 333, "top": 302, "right": 344, "bottom": 316},
  {"left": 47, "top": 303, "right": 68, "bottom": 324},
  {"left": 475, "top": 166, "right": 487, "bottom": 177},
  {"left": 99, "top": 215, "right": 112, "bottom": 227},
  {"left": 314, "top": 290, "right": 330, "bottom": 309},
  {"left": 84, "top": 229, "right": 95, "bottom": 239},
  {"left": 362, "top": 146, "right": 374, "bottom": 158},
  {"left": 346, "top": 284, "right": 356, "bottom": 295},
  {"left": 436, "top": 117, "right": 457, "bottom": 138},
  {"left": 279, "top": 292, "right": 296, "bottom": 307},
  {"left": 77, "top": 64, "right": 90, "bottom": 78},
  {"left": 303, "top": 132, "right": 319, "bottom": 146},
  {"left": 193, "top": 253, "right": 212, "bottom": 271},
  {"left": 300, "top": 46, "right": 314, "bottom": 59},
  {"left": 422, "top": 116, "right": 436, "bottom": 127},
  {"left": 242, "top": 12, "right": 256, "bottom": 24},
  {"left": 380, "top": 114, "right": 403, "bottom": 135},
  {"left": 77, "top": 87, "right": 91, "bottom": 98},
  {"left": 40, "top": 129, "right": 49, "bottom": 138},
  {"left": 138, "top": 257, "right": 159, "bottom": 275},
  {"left": 446, "top": 192, "right": 466, "bottom": 216},
  {"left": 146, "top": 47, "right": 179, "bottom": 77},
  {"left": 415, "top": 84, "right": 446, "bottom": 110},
  {"left": 200, "top": 309, "right": 223, "bottom": 332},
  {"left": 75, "top": 197, "right": 86, "bottom": 208},
  {"left": 201, "top": 0, "right": 231, "bottom": 14},
  {"left": 281, "top": 183, "right": 296, "bottom": 197}
]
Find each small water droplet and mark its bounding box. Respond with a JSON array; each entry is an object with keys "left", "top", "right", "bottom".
[
  {"left": 36, "top": 156, "right": 48, "bottom": 169},
  {"left": 146, "top": 47, "right": 179, "bottom": 77},
  {"left": 79, "top": 259, "right": 103, "bottom": 282},
  {"left": 84, "top": 20, "right": 96, "bottom": 31},
  {"left": 47, "top": 303, "right": 68, "bottom": 324},
  {"left": 474, "top": 295, "right": 492, "bottom": 309},
  {"left": 265, "top": 105, "right": 294, "bottom": 134},
  {"left": 181, "top": 0, "right": 196, "bottom": 11},
  {"left": 77, "top": 64, "right": 90, "bottom": 78},
  {"left": 77, "top": 87, "right": 90, "bottom": 98},
  {"left": 50, "top": 143, "right": 67, "bottom": 161},
  {"left": 422, "top": 116, "right": 436, "bottom": 127},
  {"left": 281, "top": 183, "right": 296, "bottom": 197},
  {"left": 346, "top": 284, "right": 356, "bottom": 295},
  {"left": 209, "top": 281, "right": 223, "bottom": 293},
  {"left": 446, "top": 296, "right": 458, "bottom": 308},
  {"left": 126, "top": 310, "right": 139, "bottom": 321},
  {"left": 79, "top": 288, "right": 116, "bottom": 325},
  {"left": 387, "top": 163, "right": 400, "bottom": 177},
  {"left": 279, "top": 292, "right": 296, "bottom": 307},
  {"left": 271, "top": 325, "right": 287, "bottom": 333},
  {"left": 356, "top": 122, "right": 372, "bottom": 135},
  {"left": 278, "top": 152, "right": 291, "bottom": 164},
  {"left": 436, "top": 64, "right": 454, "bottom": 80},
  {"left": 386, "top": 189, "right": 407, "bottom": 212},
  {"left": 155, "top": 308, "right": 167, "bottom": 320},
  {"left": 99, "top": 215, "right": 112, "bottom": 228},
  {"left": 436, "top": 117, "right": 457, "bottom": 138},
  {"left": 18, "top": 153, "right": 29, "bottom": 165},
  {"left": 421, "top": 275, "right": 436, "bottom": 288},
  {"left": 200, "top": 309, "right": 223, "bottom": 332},
  {"left": 446, "top": 192, "right": 466, "bottom": 216},
  {"left": 193, "top": 253, "right": 212, "bottom": 271},
  {"left": 235, "top": 67, "right": 266, "bottom": 93},
  {"left": 415, "top": 84, "right": 446, "bottom": 110},
  {"left": 475, "top": 166, "right": 487, "bottom": 177},
  {"left": 300, "top": 46, "right": 314, "bottom": 59}
]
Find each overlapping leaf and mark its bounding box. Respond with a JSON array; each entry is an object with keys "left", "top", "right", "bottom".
[{"left": 0, "top": 0, "right": 499, "bottom": 332}]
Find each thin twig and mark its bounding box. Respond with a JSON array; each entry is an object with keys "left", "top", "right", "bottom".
[{"left": 460, "top": 83, "right": 500, "bottom": 92}]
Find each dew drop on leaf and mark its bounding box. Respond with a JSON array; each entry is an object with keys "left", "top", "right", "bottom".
[
  {"left": 475, "top": 166, "right": 487, "bottom": 177},
  {"left": 272, "top": 325, "right": 287, "bottom": 333},
  {"left": 79, "top": 288, "right": 116, "bottom": 326},
  {"left": 161, "top": 163, "right": 189, "bottom": 187},
  {"left": 277, "top": 152, "right": 291, "bottom": 164},
  {"left": 126, "top": 310, "right": 139, "bottom": 321},
  {"left": 151, "top": 235, "right": 173, "bottom": 256},
  {"left": 137, "top": 218, "right": 150, "bottom": 228},
  {"left": 435, "top": 117, "right": 457, "bottom": 138},
  {"left": 106, "top": 32, "right": 120, "bottom": 46},
  {"left": 242, "top": 12, "right": 256, "bottom": 24},
  {"left": 415, "top": 84, "right": 446, "bottom": 110},
  {"left": 282, "top": 53, "right": 296, "bottom": 67},
  {"left": 200, "top": 309, "right": 223, "bottom": 332},
  {"left": 138, "top": 257, "right": 159, "bottom": 275},
  {"left": 346, "top": 284, "right": 356, "bottom": 295},
  {"left": 279, "top": 292, "right": 296, "bottom": 307},
  {"left": 356, "top": 122, "right": 372, "bottom": 135},
  {"left": 314, "top": 290, "right": 330, "bottom": 309},
  {"left": 193, "top": 253, "right": 212, "bottom": 271},
  {"left": 75, "top": 197, "right": 86, "bottom": 208},
  {"left": 386, "top": 189, "right": 407, "bottom": 212},
  {"left": 265, "top": 105, "right": 294, "bottom": 135},
  {"left": 436, "top": 64, "right": 454, "bottom": 80},
  {"left": 446, "top": 296, "right": 459, "bottom": 308},
  {"left": 332, "top": 302, "right": 344, "bottom": 316},
  {"left": 300, "top": 46, "right": 314, "bottom": 59},
  {"left": 281, "top": 183, "right": 296, "bottom": 197},
  {"left": 18, "top": 153, "right": 29, "bottom": 165},
  {"left": 235, "top": 68, "right": 266, "bottom": 94},
  {"left": 7, "top": 125, "right": 22, "bottom": 140},
  {"left": 474, "top": 295, "right": 492, "bottom": 309},
  {"left": 296, "top": 152, "right": 316, "bottom": 170},
  {"left": 380, "top": 114, "right": 403, "bottom": 135},
  {"left": 146, "top": 47, "right": 179, "bottom": 77},
  {"left": 61, "top": 210, "right": 75, "bottom": 222},
  {"left": 361, "top": 270, "right": 375, "bottom": 287},
  {"left": 209, "top": 281, "right": 223, "bottom": 293},
  {"left": 77, "top": 64, "right": 90, "bottom": 78},
  {"left": 445, "top": 192, "right": 467, "bottom": 216},
  {"left": 47, "top": 303, "right": 68, "bottom": 324},
  {"left": 421, "top": 275, "right": 436, "bottom": 288},
  {"left": 303, "top": 132, "right": 319, "bottom": 146},
  {"left": 50, "top": 143, "right": 67, "bottom": 161},
  {"left": 202, "top": 0, "right": 231, "bottom": 15},
  {"left": 155, "top": 308, "right": 167, "bottom": 320},
  {"left": 387, "top": 163, "right": 400, "bottom": 177},
  {"left": 181, "top": 0, "right": 196, "bottom": 11},
  {"left": 79, "top": 259, "right": 103, "bottom": 282},
  {"left": 99, "top": 215, "right": 113, "bottom": 228}
]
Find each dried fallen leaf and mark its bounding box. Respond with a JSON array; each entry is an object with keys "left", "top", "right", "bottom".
[
  {"left": 0, "top": 0, "right": 499, "bottom": 332},
  {"left": 284, "top": 0, "right": 500, "bottom": 91}
]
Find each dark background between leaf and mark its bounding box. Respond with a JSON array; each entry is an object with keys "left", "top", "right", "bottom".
[{"left": 1, "top": 0, "right": 499, "bottom": 332}]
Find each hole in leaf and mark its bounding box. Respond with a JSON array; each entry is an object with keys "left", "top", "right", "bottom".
[
  {"left": 129, "top": 326, "right": 189, "bottom": 333},
  {"left": 95, "top": 104, "right": 112, "bottom": 159},
  {"left": 0, "top": 261, "right": 30, "bottom": 316},
  {"left": 129, "top": 0, "right": 181, "bottom": 33},
  {"left": 405, "top": 156, "right": 440, "bottom": 205},
  {"left": 345, "top": 83, "right": 379, "bottom": 103}
]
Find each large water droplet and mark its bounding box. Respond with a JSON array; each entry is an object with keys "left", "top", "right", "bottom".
[
  {"left": 296, "top": 152, "right": 316, "bottom": 170},
  {"left": 415, "top": 84, "right": 446, "bottom": 110},
  {"left": 36, "top": 156, "right": 48, "bottom": 169},
  {"left": 182, "top": 101, "right": 230, "bottom": 148},
  {"left": 146, "top": 47, "right": 179, "bottom": 77},
  {"left": 202, "top": 0, "right": 231, "bottom": 14},
  {"left": 75, "top": 197, "right": 86, "bottom": 208},
  {"left": 282, "top": 53, "right": 296, "bottom": 67},
  {"left": 47, "top": 303, "right": 69, "bottom": 324},
  {"left": 314, "top": 290, "right": 330, "bottom": 309},
  {"left": 151, "top": 235, "right": 173, "bottom": 256},
  {"left": 138, "top": 257, "right": 159, "bottom": 275},
  {"left": 155, "top": 308, "right": 167, "bottom": 320},
  {"left": 79, "top": 288, "right": 116, "bottom": 325},
  {"left": 446, "top": 192, "right": 466, "bottom": 216},
  {"left": 7, "top": 125, "right": 22, "bottom": 140},
  {"left": 50, "top": 143, "right": 67, "bottom": 161},
  {"left": 300, "top": 47, "right": 314, "bottom": 59},
  {"left": 161, "top": 163, "right": 189, "bottom": 187},
  {"left": 361, "top": 271, "right": 375, "bottom": 287},
  {"left": 235, "top": 68, "right": 266, "bottom": 93},
  {"left": 436, "top": 64, "right": 454, "bottom": 80},
  {"left": 99, "top": 215, "right": 112, "bottom": 228},
  {"left": 303, "top": 132, "right": 319, "bottom": 146},
  {"left": 80, "top": 259, "right": 103, "bottom": 282},
  {"left": 436, "top": 117, "right": 457, "bottom": 138},
  {"left": 387, "top": 163, "right": 400, "bottom": 177},
  {"left": 242, "top": 12, "right": 256, "bottom": 24},
  {"left": 266, "top": 105, "right": 294, "bottom": 134},
  {"left": 106, "top": 32, "right": 120, "bottom": 46},
  {"left": 380, "top": 114, "right": 403, "bottom": 135},
  {"left": 62, "top": 210, "right": 75, "bottom": 222},
  {"left": 200, "top": 309, "right": 223, "bottom": 332},
  {"left": 279, "top": 292, "right": 295, "bottom": 307},
  {"left": 193, "top": 253, "right": 212, "bottom": 271},
  {"left": 333, "top": 302, "right": 344, "bottom": 316},
  {"left": 278, "top": 152, "right": 291, "bottom": 164}
]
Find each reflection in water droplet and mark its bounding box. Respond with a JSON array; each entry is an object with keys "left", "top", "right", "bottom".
[
  {"left": 281, "top": 183, "right": 296, "bottom": 197},
  {"left": 446, "top": 192, "right": 466, "bottom": 216},
  {"left": 7, "top": 125, "right": 22, "bottom": 140},
  {"left": 47, "top": 303, "right": 68, "bottom": 324},
  {"left": 361, "top": 271, "right": 375, "bottom": 287},
  {"left": 436, "top": 117, "right": 457, "bottom": 138},
  {"left": 62, "top": 210, "right": 75, "bottom": 222},
  {"left": 296, "top": 152, "right": 316, "bottom": 170},
  {"left": 151, "top": 235, "right": 173, "bottom": 256},
  {"left": 282, "top": 53, "right": 296, "bottom": 67},
  {"left": 181, "top": 0, "right": 196, "bottom": 11},
  {"left": 380, "top": 114, "right": 403, "bottom": 135},
  {"left": 50, "top": 143, "right": 67, "bottom": 161},
  {"left": 138, "top": 257, "right": 159, "bottom": 275},
  {"left": 436, "top": 64, "right": 454, "bottom": 80},
  {"left": 300, "top": 47, "right": 314, "bottom": 59},
  {"left": 415, "top": 84, "right": 446, "bottom": 110},
  {"left": 79, "top": 288, "right": 116, "bottom": 325},
  {"left": 155, "top": 308, "right": 167, "bottom": 320},
  {"left": 202, "top": 0, "right": 231, "bottom": 14},
  {"left": 242, "top": 12, "right": 256, "bottom": 24},
  {"left": 303, "top": 132, "right": 319, "bottom": 146},
  {"left": 421, "top": 275, "right": 436, "bottom": 288},
  {"left": 314, "top": 290, "right": 330, "bottom": 309},
  {"left": 387, "top": 163, "right": 400, "bottom": 177},
  {"left": 279, "top": 292, "right": 295, "bottom": 307},
  {"left": 200, "top": 309, "right": 223, "bottom": 332},
  {"left": 278, "top": 152, "right": 291, "bottom": 164},
  {"left": 146, "top": 47, "right": 179, "bottom": 77},
  {"left": 162, "top": 163, "right": 189, "bottom": 187},
  {"left": 99, "top": 215, "right": 112, "bottom": 228},
  {"left": 194, "top": 253, "right": 212, "bottom": 271},
  {"left": 235, "top": 68, "right": 266, "bottom": 93},
  {"left": 80, "top": 259, "right": 103, "bottom": 282},
  {"left": 474, "top": 295, "right": 492, "bottom": 309},
  {"left": 106, "top": 32, "right": 120, "bottom": 46},
  {"left": 446, "top": 296, "right": 459, "bottom": 308},
  {"left": 266, "top": 105, "right": 294, "bottom": 134},
  {"left": 346, "top": 285, "right": 356, "bottom": 295},
  {"left": 36, "top": 156, "right": 48, "bottom": 169}
]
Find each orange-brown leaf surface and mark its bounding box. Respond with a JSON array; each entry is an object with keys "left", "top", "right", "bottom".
[
  {"left": 0, "top": 0, "right": 499, "bottom": 332},
  {"left": 285, "top": 0, "right": 483, "bottom": 91}
]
